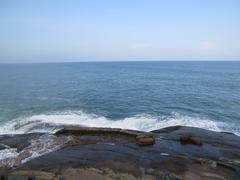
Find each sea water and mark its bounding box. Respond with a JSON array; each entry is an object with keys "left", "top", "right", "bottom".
[{"left": 0, "top": 61, "right": 239, "bottom": 135}]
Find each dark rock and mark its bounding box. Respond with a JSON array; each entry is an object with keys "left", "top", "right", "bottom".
[
  {"left": 156, "top": 172, "right": 181, "bottom": 180},
  {"left": 0, "top": 174, "right": 7, "bottom": 180},
  {"left": 0, "top": 134, "right": 43, "bottom": 152},
  {"left": 1, "top": 126, "right": 240, "bottom": 179},
  {"left": 0, "top": 144, "right": 7, "bottom": 150},
  {"left": 151, "top": 126, "right": 182, "bottom": 133}
]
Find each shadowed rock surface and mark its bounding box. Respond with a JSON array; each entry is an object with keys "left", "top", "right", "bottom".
[{"left": 0, "top": 126, "right": 240, "bottom": 179}]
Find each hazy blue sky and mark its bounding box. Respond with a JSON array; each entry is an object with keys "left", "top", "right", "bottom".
[{"left": 0, "top": 0, "right": 240, "bottom": 63}]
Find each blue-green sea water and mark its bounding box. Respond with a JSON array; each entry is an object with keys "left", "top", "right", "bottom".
[{"left": 0, "top": 61, "right": 240, "bottom": 135}]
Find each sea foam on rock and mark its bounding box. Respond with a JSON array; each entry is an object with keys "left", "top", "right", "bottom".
[{"left": 0, "top": 126, "right": 240, "bottom": 179}]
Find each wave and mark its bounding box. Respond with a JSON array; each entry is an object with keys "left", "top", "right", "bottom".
[
  {"left": 0, "top": 111, "right": 239, "bottom": 167},
  {"left": 0, "top": 110, "right": 239, "bottom": 135}
]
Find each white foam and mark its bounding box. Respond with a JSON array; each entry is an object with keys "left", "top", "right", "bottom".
[
  {"left": 0, "top": 148, "right": 19, "bottom": 160},
  {"left": 0, "top": 148, "right": 19, "bottom": 167},
  {"left": 0, "top": 111, "right": 238, "bottom": 135},
  {"left": 20, "top": 134, "right": 71, "bottom": 164},
  {"left": 0, "top": 111, "right": 239, "bottom": 167},
  {"left": 0, "top": 134, "right": 71, "bottom": 167}
]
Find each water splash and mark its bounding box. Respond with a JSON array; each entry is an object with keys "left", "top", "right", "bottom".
[{"left": 0, "top": 111, "right": 238, "bottom": 135}]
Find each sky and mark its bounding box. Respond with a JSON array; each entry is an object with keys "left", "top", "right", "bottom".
[{"left": 0, "top": 0, "right": 240, "bottom": 63}]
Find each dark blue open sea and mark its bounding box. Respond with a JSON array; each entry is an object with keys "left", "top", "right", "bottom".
[{"left": 0, "top": 61, "right": 240, "bottom": 135}]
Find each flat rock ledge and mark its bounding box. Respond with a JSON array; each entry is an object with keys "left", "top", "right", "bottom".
[
  {"left": 56, "top": 127, "right": 156, "bottom": 146},
  {"left": 0, "top": 126, "right": 240, "bottom": 180}
]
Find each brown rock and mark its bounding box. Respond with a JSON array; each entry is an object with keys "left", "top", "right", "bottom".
[
  {"left": 180, "top": 135, "right": 202, "bottom": 146},
  {"left": 55, "top": 127, "right": 138, "bottom": 137},
  {"left": 136, "top": 133, "right": 155, "bottom": 146}
]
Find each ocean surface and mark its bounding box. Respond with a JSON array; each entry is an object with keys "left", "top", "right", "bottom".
[{"left": 0, "top": 61, "right": 240, "bottom": 135}]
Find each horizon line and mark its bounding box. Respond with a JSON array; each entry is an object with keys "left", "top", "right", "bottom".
[{"left": 0, "top": 59, "right": 240, "bottom": 65}]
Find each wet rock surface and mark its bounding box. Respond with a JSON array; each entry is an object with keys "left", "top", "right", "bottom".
[{"left": 0, "top": 126, "right": 240, "bottom": 179}]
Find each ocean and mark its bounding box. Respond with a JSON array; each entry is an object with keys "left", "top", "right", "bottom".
[{"left": 0, "top": 61, "right": 240, "bottom": 135}]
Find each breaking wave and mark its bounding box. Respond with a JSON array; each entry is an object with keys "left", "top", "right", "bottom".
[
  {"left": 0, "top": 110, "right": 239, "bottom": 167},
  {"left": 0, "top": 110, "right": 239, "bottom": 135}
]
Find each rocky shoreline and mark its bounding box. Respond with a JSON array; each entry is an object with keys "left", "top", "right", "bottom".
[{"left": 0, "top": 126, "right": 240, "bottom": 179}]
